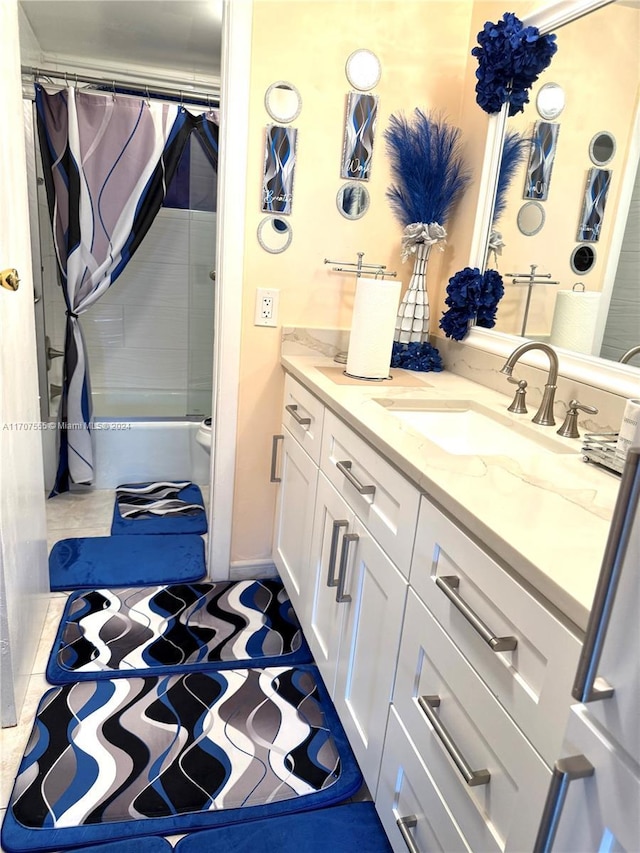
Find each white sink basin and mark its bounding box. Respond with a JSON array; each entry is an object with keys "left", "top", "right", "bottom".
[{"left": 374, "top": 399, "right": 575, "bottom": 457}]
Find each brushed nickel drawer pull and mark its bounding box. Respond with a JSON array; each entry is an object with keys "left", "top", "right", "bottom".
[
  {"left": 396, "top": 815, "right": 420, "bottom": 853},
  {"left": 285, "top": 403, "right": 311, "bottom": 426},
  {"left": 336, "top": 532, "right": 359, "bottom": 603},
  {"left": 327, "top": 520, "right": 349, "bottom": 588},
  {"left": 435, "top": 575, "right": 518, "bottom": 652},
  {"left": 270, "top": 434, "right": 284, "bottom": 483},
  {"left": 418, "top": 695, "right": 491, "bottom": 787},
  {"left": 533, "top": 754, "right": 595, "bottom": 853},
  {"left": 336, "top": 460, "right": 376, "bottom": 496}
]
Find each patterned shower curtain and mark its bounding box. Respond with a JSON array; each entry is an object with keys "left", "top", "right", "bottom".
[{"left": 35, "top": 85, "right": 218, "bottom": 495}]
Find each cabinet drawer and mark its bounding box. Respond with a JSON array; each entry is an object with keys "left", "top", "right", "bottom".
[
  {"left": 321, "top": 409, "right": 420, "bottom": 576},
  {"left": 393, "top": 590, "right": 551, "bottom": 852},
  {"left": 410, "top": 497, "right": 581, "bottom": 764},
  {"left": 376, "top": 707, "right": 473, "bottom": 853},
  {"left": 282, "top": 373, "right": 324, "bottom": 464}
]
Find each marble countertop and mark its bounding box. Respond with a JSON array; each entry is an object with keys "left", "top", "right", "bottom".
[{"left": 281, "top": 354, "right": 621, "bottom": 633}]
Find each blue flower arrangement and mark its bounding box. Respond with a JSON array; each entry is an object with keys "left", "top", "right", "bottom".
[
  {"left": 391, "top": 341, "right": 444, "bottom": 372},
  {"left": 384, "top": 109, "right": 470, "bottom": 231},
  {"left": 439, "top": 267, "right": 505, "bottom": 341},
  {"left": 472, "top": 13, "right": 557, "bottom": 116}
]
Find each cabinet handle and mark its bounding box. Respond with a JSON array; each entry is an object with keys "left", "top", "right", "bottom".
[
  {"left": 285, "top": 403, "right": 311, "bottom": 426},
  {"left": 533, "top": 754, "right": 594, "bottom": 853},
  {"left": 572, "top": 449, "right": 639, "bottom": 704},
  {"left": 336, "top": 532, "right": 358, "bottom": 603},
  {"left": 327, "top": 520, "right": 349, "bottom": 588},
  {"left": 418, "top": 695, "right": 490, "bottom": 787},
  {"left": 435, "top": 575, "right": 517, "bottom": 652},
  {"left": 270, "top": 434, "right": 284, "bottom": 483},
  {"left": 336, "top": 460, "right": 376, "bottom": 496},
  {"left": 396, "top": 815, "right": 420, "bottom": 853}
]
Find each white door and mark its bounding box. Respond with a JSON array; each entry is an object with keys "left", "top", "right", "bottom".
[
  {"left": 0, "top": 0, "right": 49, "bottom": 727},
  {"left": 306, "top": 473, "right": 354, "bottom": 693},
  {"left": 334, "top": 519, "right": 408, "bottom": 790},
  {"left": 272, "top": 428, "right": 318, "bottom": 620}
]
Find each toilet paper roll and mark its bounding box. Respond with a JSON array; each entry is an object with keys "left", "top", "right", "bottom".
[
  {"left": 549, "top": 290, "right": 601, "bottom": 354},
  {"left": 346, "top": 278, "right": 401, "bottom": 380},
  {"left": 615, "top": 398, "right": 640, "bottom": 463}
]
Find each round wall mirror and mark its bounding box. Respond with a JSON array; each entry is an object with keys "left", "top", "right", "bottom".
[
  {"left": 257, "top": 216, "right": 293, "bottom": 253},
  {"left": 536, "top": 83, "right": 566, "bottom": 120},
  {"left": 516, "top": 201, "right": 546, "bottom": 236},
  {"left": 264, "top": 81, "right": 302, "bottom": 123},
  {"left": 589, "top": 131, "right": 616, "bottom": 166},
  {"left": 336, "top": 182, "right": 370, "bottom": 219},
  {"left": 570, "top": 243, "right": 597, "bottom": 275},
  {"left": 345, "top": 49, "right": 381, "bottom": 91}
]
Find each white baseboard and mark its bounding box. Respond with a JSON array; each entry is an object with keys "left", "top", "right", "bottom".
[{"left": 229, "top": 559, "right": 279, "bottom": 581}]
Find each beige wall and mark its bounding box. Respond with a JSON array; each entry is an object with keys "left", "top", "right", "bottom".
[
  {"left": 491, "top": 2, "right": 639, "bottom": 338},
  {"left": 230, "top": 0, "right": 490, "bottom": 563}
]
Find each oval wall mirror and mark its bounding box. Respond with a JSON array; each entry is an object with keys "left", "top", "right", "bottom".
[
  {"left": 589, "top": 131, "right": 616, "bottom": 166},
  {"left": 336, "top": 182, "right": 370, "bottom": 219},
  {"left": 264, "top": 81, "right": 302, "bottom": 123},
  {"left": 536, "top": 82, "right": 566, "bottom": 119},
  {"left": 516, "top": 201, "right": 546, "bottom": 236},
  {"left": 345, "top": 49, "right": 381, "bottom": 91},
  {"left": 570, "top": 243, "right": 597, "bottom": 275},
  {"left": 257, "top": 216, "right": 293, "bottom": 253}
]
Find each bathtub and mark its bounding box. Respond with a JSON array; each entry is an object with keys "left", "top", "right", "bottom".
[{"left": 42, "top": 390, "right": 211, "bottom": 490}]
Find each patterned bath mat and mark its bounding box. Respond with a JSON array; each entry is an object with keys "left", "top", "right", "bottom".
[
  {"left": 49, "top": 534, "right": 206, "bottom": 592},
  {"left": 1, "top": 666, "right": 362, "bottom": 852},
  {"left": 174, "top": 802, "right": 393, "bottom": 851},
  {"left": 111, "top": 482, "right": 207, "bottom": 535},
  {"left": 46, "top": 579, "right": 312, "bottom": 683}
]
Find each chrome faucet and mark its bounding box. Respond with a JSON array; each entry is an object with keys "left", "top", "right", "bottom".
[
  {"left": 500, "top": 342, "right": 559, "bottom": 426},
  {"left": 620, "top": 345, "right": 640, "bottom": 365}
]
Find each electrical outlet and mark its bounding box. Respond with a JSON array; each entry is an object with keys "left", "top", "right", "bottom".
[{"left": 255, "top": 288, "right": 279, "bottom": 327}]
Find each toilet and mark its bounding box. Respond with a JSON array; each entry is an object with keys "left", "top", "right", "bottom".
[{"left": 195, "top": 417, "right": 212, "bottom": 453}]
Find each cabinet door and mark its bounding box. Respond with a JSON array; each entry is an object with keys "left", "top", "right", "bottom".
[
  {"left": 537, "top": 705, "right": 640, "bottom": 852},
  {"left": 306, "top": 473, "right": 354, "bottom": 694},
  {"left": 272, "top": 427, "right": 318, "bottom": 621},
  {"left": 334, "top": 519, "right": 408, "bottom": 790}
]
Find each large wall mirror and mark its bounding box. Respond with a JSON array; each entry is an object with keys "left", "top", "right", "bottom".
[{"left": 467, "top": 0, "right": 640, "bottom": 392}]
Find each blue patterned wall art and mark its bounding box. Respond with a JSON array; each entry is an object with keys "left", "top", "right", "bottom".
[
  {"left": 577, "top": 167, "right": 612, "bottom": 242},
  {"left": 523, "top": 121, "right": 560, "bottom": 201},
  {"left": 262, "top": 124, "right": 297, "bottom": 215},
  {"left": 341, "top": 92, "right": 378, "bottom": 181}
]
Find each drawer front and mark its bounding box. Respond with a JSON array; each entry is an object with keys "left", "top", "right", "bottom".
[
  {"left": 410, "top": 497, "right": 581, "bottom": 764},
  {"left": 393, "top": 590, "right": 551, "bottom": 853},
  {"left": 282, "top": 373, "right": 324, "bottom": 464},
  {"left": 321, "top": 409, "right": 420, "bottom": 576},
  {"left": 376, "top": 707, "right": 473, "bottom": 853}
]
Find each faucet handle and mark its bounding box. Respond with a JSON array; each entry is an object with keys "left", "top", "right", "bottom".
[
  {"left": 556, "top": 399, "right": 599, "bottom": 439},
  {"left": 507, "top": 376, "right": 528, "bottom": 414}
]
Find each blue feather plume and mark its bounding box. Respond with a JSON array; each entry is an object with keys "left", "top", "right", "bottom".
[
  {"left": 493, "top": 130, "right": 529, "bottom": 223},
  {"left": 384, "top": 109, "right": 471, "bottom": 227}
]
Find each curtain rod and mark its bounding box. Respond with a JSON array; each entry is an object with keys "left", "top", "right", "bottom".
[{"left": 21, "top": 66, "right": 220, "bottom": 107}]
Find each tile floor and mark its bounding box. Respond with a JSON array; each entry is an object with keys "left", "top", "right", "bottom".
[{"left": 0, "top": 487, "right": 209, "bottom": 850}]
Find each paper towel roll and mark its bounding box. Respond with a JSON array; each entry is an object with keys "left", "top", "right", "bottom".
[
  {"left": 615, "top": 398, "right": 640, "bottom": 463},
  {"left": 549, "top": 289, "right": 601, "bottom": 354},
  {"left": 346, "top": 278, "right": 401, "bottom": 380}
]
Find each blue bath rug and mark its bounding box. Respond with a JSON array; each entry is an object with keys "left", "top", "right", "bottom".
[
  {"left": 1, "top": 666, "right": 362, "bottom": 852},
  {"left": 111, "top": 482, "right": 207, "bottom": 535},
  {"left": 49, "top": 534, "right": 206, "bottom": 592},
  {"left": 174, "top": 802, "right": 392, "bottom": 852},
  {"left": 46, "top": 579, "right": 312, "bottom": 684},
  {"left": 58, "top": 839, "right": 173, "bottom": 853}
]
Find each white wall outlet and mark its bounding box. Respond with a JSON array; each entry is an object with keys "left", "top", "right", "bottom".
[{"left": 255, "top": 288, "right": 279, "bottom": 327}]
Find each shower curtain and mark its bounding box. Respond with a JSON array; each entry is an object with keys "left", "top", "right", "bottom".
[{"left": 35, "top": 85, "right": 218, "bottom": 495}]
